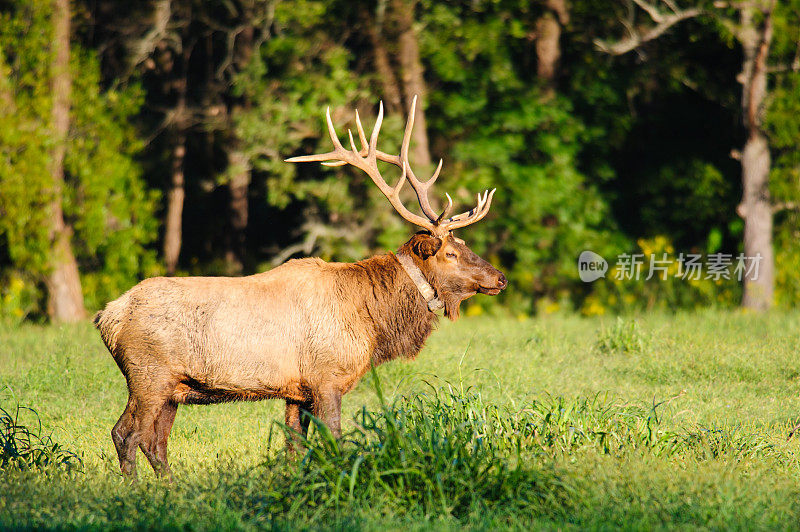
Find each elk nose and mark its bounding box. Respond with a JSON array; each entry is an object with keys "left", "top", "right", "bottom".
[{"left": 497, "top": 273, "right": 507, "bottom": 289}]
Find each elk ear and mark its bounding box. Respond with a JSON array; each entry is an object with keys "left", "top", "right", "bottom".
[{"left": 412, "top": 235, "right": 442, "bottom": 259}]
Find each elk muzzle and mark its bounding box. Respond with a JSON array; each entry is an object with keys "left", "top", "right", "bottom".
[{"left": 477, "top": 269, "right": 507, "bottom": 296}]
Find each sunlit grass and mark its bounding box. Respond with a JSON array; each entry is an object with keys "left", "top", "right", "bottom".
[{"left": 1, "top": 310, "right": 800, "bottom": 529}]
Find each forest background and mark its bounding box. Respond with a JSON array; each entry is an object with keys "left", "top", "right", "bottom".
[{"left": 1, "top": 0, "right": 799, "bottom": 322}]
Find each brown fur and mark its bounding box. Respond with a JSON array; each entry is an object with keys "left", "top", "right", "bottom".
[{"left": 95, "top": 232, "right": 505, "bottom": 478}]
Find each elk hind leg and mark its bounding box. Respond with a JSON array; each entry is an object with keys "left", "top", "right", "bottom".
[
  {"left": 140, "top": 400, "right": 178, "bottom": 479},
  {"left": 111, "top": 396, "right": 162, "bottom": 480},
  {"left": 111, "top": 397, "right": 138, "bottom": 478}
]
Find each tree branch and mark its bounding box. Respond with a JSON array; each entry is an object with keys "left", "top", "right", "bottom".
[
  {"left": 269, "top": 223, "right": 326, "bottom": 266},
  {"left": 127, "top": 0, "right": 180, "bottom": 71},
  {"left": 772, "top": 201, "right": 800, "bottom": 213},
  {"left": 632, "top": 0, "right": 667, "bottom": 23},
  {"left": 595, "top": 2, "right": 702, "bottom": 56}
]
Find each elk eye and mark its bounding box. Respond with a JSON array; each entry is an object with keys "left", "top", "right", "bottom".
[{"left": 446, "top": 252, "right": 457, "bottom": 260}]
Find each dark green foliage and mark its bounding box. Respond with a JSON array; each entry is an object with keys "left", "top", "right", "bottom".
[
  {"left": 767, "top": 1, "right": 800, "bottom": 307},
  {"left": 219, "top": 373, "right": 787, "bottom": 526},
  {"left": 2, "top": 0, "right": 800, "bottom": 318},
  {"left": 415, "top": 1, "right": 623, "bottom": 308},
  {"left": 271, "top": 373, "right": 576, "bottom": 519},
  {"left": 0, "top": 404, "right": 82, "bottom": 472},
  {"left": 0, "top": 0, "right": 158, "bottom": 318},
  {"left": 233, "top": 0, "right": 381, "bottom": 262}
]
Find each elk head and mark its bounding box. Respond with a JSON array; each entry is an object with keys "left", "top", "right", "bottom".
[{"left": 287, "top": 97, "right": 507, "bottom": 319}]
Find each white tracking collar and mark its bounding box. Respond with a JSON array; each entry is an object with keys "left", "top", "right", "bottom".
[{"left": 396, "top": 253, "right": 443, "bottom": 312}]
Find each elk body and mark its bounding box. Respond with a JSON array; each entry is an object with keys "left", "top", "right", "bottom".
[{"left": 95, "top": 98, "right": 506, "bottom": 479}]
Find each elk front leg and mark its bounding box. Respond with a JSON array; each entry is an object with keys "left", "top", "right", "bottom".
[
  {"left": 313, "top": 386, "right": 342, "bottom": 439},
  {"left": 284, "top": 398, "right": 312, "bottom": 455}
]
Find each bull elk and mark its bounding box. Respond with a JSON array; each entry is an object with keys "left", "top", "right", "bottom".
[{"left": 94, "top": 97, "right": 506, "bottom": 479}]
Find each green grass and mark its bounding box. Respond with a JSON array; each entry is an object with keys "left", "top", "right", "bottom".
[{"left": 2, "top": 310, "right": 800, "bottom": 530}]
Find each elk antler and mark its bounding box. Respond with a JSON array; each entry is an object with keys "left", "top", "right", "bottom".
[{"left": 286, "top": 97, "right": 495, "bottom": 237}]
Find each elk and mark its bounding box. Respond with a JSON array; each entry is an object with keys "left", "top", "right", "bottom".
[{"left": 94, "top": 97, "right": 506, "bottom": 479}]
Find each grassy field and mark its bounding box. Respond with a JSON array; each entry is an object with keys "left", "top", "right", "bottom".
[{"left": 2, "top": 310, "right": 800, "bottom": 530}]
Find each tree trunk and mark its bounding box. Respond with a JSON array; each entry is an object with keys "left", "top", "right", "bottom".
[
  {"left": 225, "top": 150, "right": 250, "bottom": 273},
  {"left": 162, "top": 36, "right": 190, "bottom": 276},
  {"left": 46, "top": 0, "right": 86, "bottom": 322},
  {"left": 163, "top": 129, "right": 186, "bottom": 276},
  {"left": 363, "top": 7, "right": 403, "bottom": 115},
  {"left": 736, "top": 1, "right": 775, "bottom": 311},
  {"left": 535, "top": 0, "right": 569, "bottom": 92},
  {"left": 739, "top": 133, "right": 773, "bottom": 310},
  {"left": 391, "top": 0, "right": 431, "bottom": 167},
  {"left": 224, "top": 9, "right": 255, "bottom": 274},
  {"left": 594, "top": 0, "right": 776, "bottom": 308}
]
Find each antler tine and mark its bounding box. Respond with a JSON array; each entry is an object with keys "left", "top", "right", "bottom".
[
  {"left": 367, "top": 101, "right": 384, "bottom": 163},
  {"left": 395, "top": 160, "right": 409, "bottom": 194},
  {"left": 395, "top": 95, "right": 444, "bottom": 221},
  {"left": 324, "top": 97, "right": 444, "bottom": 223},
  {"left": 440, "top": 188, "right": 497, "bottom": 231},
  {"left": 325, "top": 106, "right": 344, "bottom": 151},
  {"left": 354, "top": 110, "right": 369, "bottom": 150},
  {"left": 286, "top": 100, "right": 497, "bottom": 235},
  {"left": 321, "top": 110, "right": 369, "bottom": 167},
  {"left": 400, "top": 95, "right": 416, "bottom": 163},
  {"left": 436, "top": 192, "right": 454, "bottom": 223},
  {"left": 286, "top": 102, "right": 435, "bottom": 232},
  {"left": 347, "top": 129, "right": 359, "bottom": 155},
  {"left": 285, "top": 107, "right": 349, "bottom": 166},
  {"left": 449, "top": 190, "right": 488, "bottom": 221},
  {"left": 429, "top": 159, "right": 443, "bottom": 185}
]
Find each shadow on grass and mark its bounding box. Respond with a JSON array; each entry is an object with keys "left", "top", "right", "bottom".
[{"left": 0, "top": 370, "right": 795, "bottom": 530}]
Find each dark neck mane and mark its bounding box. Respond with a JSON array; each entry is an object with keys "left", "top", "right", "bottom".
[{"left": 348, "top": 253, "right": 438, "bottom": 365}]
